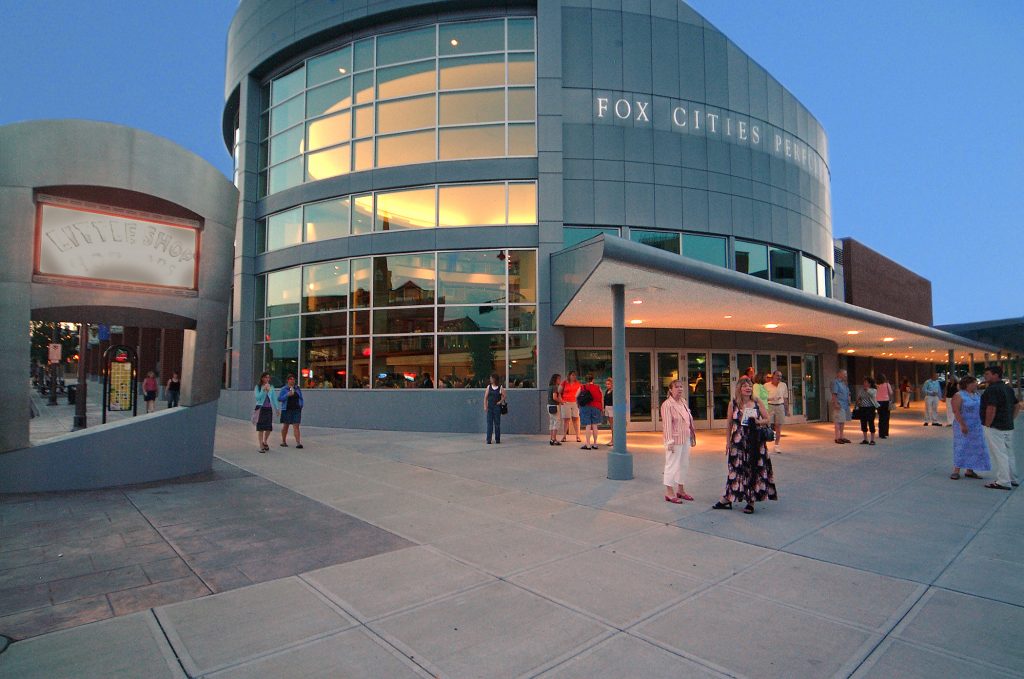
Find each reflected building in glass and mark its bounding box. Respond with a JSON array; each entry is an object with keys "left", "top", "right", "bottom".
[{"left": 221, "top": 1, "right": 839, "bottom": 432}]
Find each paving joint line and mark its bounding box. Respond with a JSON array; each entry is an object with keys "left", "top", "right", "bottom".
[{"left": 148, "top": 608, "right": 191, "bottom": 679}]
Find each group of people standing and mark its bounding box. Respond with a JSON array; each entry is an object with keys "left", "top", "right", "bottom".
[
  {"left": 546, "top": 372, "right": 615, "bottom": 449},
  {"left": 830, "top": 369, "right": 894, "bottom": 444},
  {"left": 949, "top": 366, "right": 1020, "bottom": 491},
  {"left": 140, "top": 370, "right": 181, "bottom": 413},
  {"left": 252, "top": 372, "right": 304, "bottom": 452}
]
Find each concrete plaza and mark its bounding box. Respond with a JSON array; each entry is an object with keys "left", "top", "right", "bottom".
[{"left": 2, "top": 405, "right": 1023, "bottom": 678}]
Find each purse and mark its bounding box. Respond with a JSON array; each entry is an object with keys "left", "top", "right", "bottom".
[
  {"left": 548, "top": 404, "right": 558, "bottom": 415},
  {"left": 250, "top": 406, "right": 261, "bottom": 425},
  {"left": 758, "top": 425, "right": 775, "bottom": 442},
  {"left": 500, "top": 402, "right": 509, "bottom": 415}
]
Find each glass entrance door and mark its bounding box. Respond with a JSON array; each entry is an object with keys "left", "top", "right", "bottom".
[
  {"left": 710, "top": 352, "right": 732, "bottom": 428},
  {"left": 804, "top": 354, "right": 821, "bottom": 420},
  {"left": 687, "top": 352, "right": 709, "bottom": 427},
  {"left": 628, "top": 351, "right": 653, "bottom": 430}
]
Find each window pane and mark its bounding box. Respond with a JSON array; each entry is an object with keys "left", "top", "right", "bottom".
[
  {"left": 439, "top": 89, "right": 504, "bottom": 125},
  {"left": 271, "top": 68, "right": 305, "bottom": 105},
  {"left": 269, "top": 125, "right": 304, "bottom": 164},
  {"left": 269, "top": 157, "right": 303, "bottom": 194},
  {"left": 350, "top": 310, "right": 370, "bottom": 334},
  {"left": 302, "top": 338, "right": 347, "bottom": 388},
  {"left": 377, "top": 94, "right": 436, "bottom": 134},
  {"left": 266, "top": 208, "right": 302, "bottom": 251},
  {"left": 270, "top": 96, "right": 304, "bottom": 135},
  {"left": 800, "top": 255, "right": 818, "bottom": 294},
  {"left": 789, "top": 355, "right": 804, "bottom": 415},
  {"left": 770, "top": 247, "right": 797, "bottom": 287},
  {"left": 508, "top": 182, "right": 537, "bottom": 224},
  {"left": 437, "top": 250, "right": 506, "bottom": 304},
  {"left": 373, "top": 307, "right": 435, "bottom": 334},
  {"left": 631, "top": 229, "right": 680, "bottom": 254},
  {"left": 377, "top": 130, "right": 436, "bottom": 167},
  {"left": 508, "top": 124, "right": 536, "bottom": 156},
  {"left": 372, "top": 336, "right": 433, "bottom": 388},
  {"left": 509, "top": 305, "right": 536, "bottom": 331},
  {"left": 564, "top": 226, "right": 618, "bottom": 247},
  {"left": 377, "top": 61, "right": 436, "bottom": 100},
  {"left": 258, "top": 141, "right": 269, "bottom": 169},
  {"left": 376, "top": 187, "right": 437, "bottom": 230},
  {"left": 439, "top": 54, "right": 504, "bottom": 89},
  {"left": 354, "top": 104, "right": 374, "bottom": 138},
  {"left": 439, "top": 20, "right": 504, "bottom": 55},
  {"left": 265, "top": 316, "right": 299, "bottom": 341},
  {"left": 353, "top": 38, "right": 374, "bottom": 71},
  {"left": 817, "top": 263, "right": 829, "bottom": 297},
  {"left": 354, "top": 72, "right": 374, "bottom": 104},
  {"left": 351, "top": 259, "right": 372, "bottom": 308},
  {"left": 306, "top": 144, "right": 350, "bottom": 181},
  {"left": 302, "top": 312, "right": 347, "bottom": 338},
  {"left": 506, "top": 334, "right": 537, "bottom": 388},
  {"left": 306, "top": 78, "right": 352, "bottom": 118},
  {"left": 438, "top": 334, "right": 502, "bottom": 388},
  {"left": 373, "top": 253, "right": 435, "bottom": 306},
  {"left": 682, "top": 233, "right": 727, "bottom": 267},
  {"left": 266, "top": 268, "right": 301, "bottom": 317},
  {"left": 439, "top": 125, "right": 504, "bottom": 160},
  {"left": 509, "top": 250, "right": 537, "bottom": 302},
  {"left": 352, "top": 195, "right": 373, "bottom": 235},
  {"left": 303, "top": 261, "right": 349, "bottom": 312},
  {"left": 508, "top": 88, "right": 535, "bottom": 121},
  {"left": 438, "top": 184, "right": 505, "bottom": 226},
  {"left": 349, "top": 337, "right": 370, "bottom": 388},
  {"left": 307, "top": 111, "right": 351, "bottom": 151},
  {"left": 264, "top": 341, "right": 298, "bottom": 386},
  {"left": 305, "top": 197, "right": 350, "bottom": 242},
  {"left": 377, "top": 26, "right": 435, "bottom": 66},
  {"left": 507, "top": 19, "right": 535, "bottom": 50},
  {"left": 353, "top": 139, "right": 374, "bottom": 170},
  {"left": 438, "top": 305, "right": 505, "bottom": 332},
  {"left": 307, "top": 46, "right": 352, "bottom": 87},
  {"left": 508, "top": 53, "right": 535, "bottom": 85},
  {"left": 735, "top": 240, "right": 769, "bottom": 279}
]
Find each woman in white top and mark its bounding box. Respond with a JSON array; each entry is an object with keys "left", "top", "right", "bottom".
[{"left": 661, "top": 379, "right": 696, "bottom": 503}]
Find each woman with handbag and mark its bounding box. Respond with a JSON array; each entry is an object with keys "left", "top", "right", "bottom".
[
  {"left": 483, "top": 372, "right": 507, "bottom": 444},
  {"left": 253, "top": 372, "right": 279, "bottom": 453},
  {"left": 712, "top": 376, "right": 778, "bottom": 514},
  {"left": 661, "top": 379, "right": 697, "bottom": 503},
  {"left": 856, "top": 377, "right": 880, "bottom": 445}
]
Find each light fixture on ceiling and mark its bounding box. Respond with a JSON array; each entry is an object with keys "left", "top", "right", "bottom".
[
  {"left": 338, "top": 67, "right": 347, "bottom": 74},
  {"left": 723, "top": 315, "right": 733, "bottom": 319},
  {"left": 846, "top": 330, "right": 861, "bottom": 335},
  {"left": 846, "top": 349, "right": 856, "bottom": 353},
  {"left": 450, "top": 39, "right": 459, "bottom": 46},
  {"left": 882, "top": 337, "right": 895, "bottom": 342},
  {"left": 764, "top": 323, "right": 779, "bottom": 329},
  {"left": 631, "top": 299, "right": 643, "bottom": 305},
  {"left": 629, "top": 319, "right": 643, "bottom": 325}
]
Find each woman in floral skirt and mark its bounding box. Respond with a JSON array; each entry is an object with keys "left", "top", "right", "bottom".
[{"left": 712, "top": 376, "right": 778, "bottom": 514}]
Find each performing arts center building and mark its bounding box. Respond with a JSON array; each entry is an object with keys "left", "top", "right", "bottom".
[{"left": 218, "top": 0, "right": 1010, "bottom": 433}]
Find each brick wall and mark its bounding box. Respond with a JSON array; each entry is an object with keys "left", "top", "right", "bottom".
[{"left": 840, "top": 238, "right": 933, "bottom": 326}]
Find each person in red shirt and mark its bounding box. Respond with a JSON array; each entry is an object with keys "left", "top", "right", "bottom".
[
  {"left": 559, "top": 371, "right": 582, "bottom": 443},
  {"left": 577, "top": 374, "right": 604, "bottom": 450}
]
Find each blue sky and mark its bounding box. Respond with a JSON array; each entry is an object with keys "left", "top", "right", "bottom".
[{"left": 2, "top": 1, "right": 1020, "bottom": 324}]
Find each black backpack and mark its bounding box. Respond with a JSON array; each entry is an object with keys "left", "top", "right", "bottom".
[{"left": 577, "top": 386, "right": 593, "bottom": 406}]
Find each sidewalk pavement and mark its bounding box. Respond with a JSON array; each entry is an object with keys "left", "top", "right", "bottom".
[
  {"left": 28, "top": 378, "right": 133, "bottom": 444},
  {"left": 2, "top": 405, "right": 1022, "bottom": 678}
]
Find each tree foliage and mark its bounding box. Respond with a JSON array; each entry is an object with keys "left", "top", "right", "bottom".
[{"left": 29, "top": 322, "right": 79, "bottom": 366}]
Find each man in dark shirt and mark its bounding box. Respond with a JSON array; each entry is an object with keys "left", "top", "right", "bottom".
[{"left": 981, "top": 366, "right": 1020, "bottom": 490}]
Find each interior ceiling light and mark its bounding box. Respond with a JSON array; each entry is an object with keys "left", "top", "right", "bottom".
[
  {"left": 629, "top": 319, "right": 643, "bottom": 325},
  {"left": 338, "top": 67, "right": 347, "bottom": 74},
  {"left": 450, "top": 39, "right": 459, "bottom": 46},
  {"left": 764, "top": 323, "right": 779, "bottom": 329},
  {"left": 846, "top": 330, "right": 860, "bottom": 335}
]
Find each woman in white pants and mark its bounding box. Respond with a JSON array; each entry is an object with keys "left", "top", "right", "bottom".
[{"left": 662, "top": 379, "right": 697, "bottom": 503}]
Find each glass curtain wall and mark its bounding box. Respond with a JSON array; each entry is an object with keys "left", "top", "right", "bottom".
[{"left": 255, "top": 249, "right": 537, "bottom": 388}]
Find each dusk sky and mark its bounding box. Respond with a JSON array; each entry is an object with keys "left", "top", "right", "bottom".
[{"left": 2, "top": 1, "right": 1020, "bottom": 325}]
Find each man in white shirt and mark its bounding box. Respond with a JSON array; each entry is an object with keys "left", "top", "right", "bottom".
[
  {"left": 765, "top": 370, "right": 790, "bottom": 453},
  {"left": 922, "top": 373, "right": 943, "bottom": 426}
]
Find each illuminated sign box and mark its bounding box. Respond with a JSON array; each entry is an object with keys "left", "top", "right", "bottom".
[{"left": 35, "top": 196, "right": 200, "bottom": 292}]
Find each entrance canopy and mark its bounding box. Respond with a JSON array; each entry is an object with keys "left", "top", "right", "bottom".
[{"left": 551, "top": 235, "right": 1004, "bottom": 363}]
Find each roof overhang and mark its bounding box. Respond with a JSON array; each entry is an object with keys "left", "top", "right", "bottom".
[{"left": 551, "top": 235, "right": 1007, "bottom": 363}]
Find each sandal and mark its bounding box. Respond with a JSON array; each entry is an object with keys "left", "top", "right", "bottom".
[
  {"left": 677, "top": 492, "right": 695, "bottom": 502},
  {"left": 712, "top": 501, "right": 732, "bottom": 510},
  {"left": 964, "top": 471, "right": 981, "bottom": 479},
  {"left": 949, "top": 472, "right": 960, "bottom": 480},
  {"left": 665, "top": 495, "right": 683, "bottom": 504},
  {"left": 743, "top": 504, "right": 755, "bottom": 514},
  {"left": 984, "top": 482, "right": 1011, "bottom": 491}
]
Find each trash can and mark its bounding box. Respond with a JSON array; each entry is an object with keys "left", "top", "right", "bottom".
[{"left": 66, "top": 384, "right": 77, "bottom": 405}]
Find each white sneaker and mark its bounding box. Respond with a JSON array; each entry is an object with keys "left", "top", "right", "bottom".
[{"left": 773, "top": 445, "right": 780, "bottom": 453}]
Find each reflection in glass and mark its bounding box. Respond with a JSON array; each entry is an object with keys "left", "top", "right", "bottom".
[
  {"left": 507, "top": 183, "right": 537, "bottom": 224},
  {"left": 437, "top": 250, "right": 506, "bottom": 305},
  {"left": 711, "top": 352, "right": 731, "bottom": 419},
  {"left": 439, "top": 20, "right": 503, "bottom": 55},
  {"left": 271, "top": 96, "right": 304, "bottom": 135},
  {"left": 628, "top": 352, "right": 652, "bottom": 422},
  {"left": 270, "top": 125, "right": 304, "bottom": 164},
  {"left": 373, "top": 253, "right": 435, "bottom": 307},
  {"left": 769, "top": 247, "right": 797, "bottom": 287},
  {"left": 353, "top": 38, "right": 374, "bottom": 72},
  {"left": 437, "top": 306, "right": 504, "bottom": 332},
  {"left": 265, "top": 316, "right": 299, "bottom": 341},
  {"left": 306, "top": 144, "right": 350, "bottom": 181},
  {"left": 687, "top": 353, "right": 708, "bottom": 420},
  {"left": 508, "top": 124, "right": 536, "bottom": 156},
  {"left": 439, "top": 89, "right": 503, "bottom": 125},
  {"left": 266, "top": 268, "right": 301, "bottom": 317},
  {"left": 376, "top": 26, "right": 435, "bottom": 66},
  {"left": 377, "top": 61, "right": 436, "bottom": 100},
  {"left": 508, "top": 305, "right": 536, "bottom": 331},
  {"left": 353, "top": 139, "right": 374, "bottom": 171},
  {"left": 439, "top": 54, "right": 504, "bottom": 89},
  {"left": 376, "top": 187, "right": 436, "bottom": 230},
  {"left": 349, "top": 337, "right": 370, "bottom": 388},
  {"left": 352, "top": 195, "right": 373, "bottom": 235},
  {"left": 507, "top": 19, "right": 535, "bottom": 50},
  {"left": 265, "top": 208, "right": 302, "bottom": 252},
  {"left": 354, "top": 72, "right": 374, "bottom": 104},
  {"left": 354, "top": 104, "right": 374, "bottom": 138},
  {"left": 439, "top": 125, "right": 504, "bottom": 160},
  {"left": 505, "top": 334, "right": 537, "bottom": 388},
  {"left": 817, "top": 264, "right": 828, "bottom": 298},
  {"left": 271, "top": 68, "right": 305, "bottom": 105},
  {"left": 508, "top": 88, "right": 535, "bottom": 121},
  {"left": 377, "top": 130, "right": 436, "bottom": 167},
  {"left": 377, "top": 95, "right": 436, "bottom": 134},
  {"left": 790, "top": 355, "right": 804, "bottom": 416},
  {"left": 302, "top": 338, "right": 347, "bottom": 388},
  {"left": 508, "top": 53, "right": 535, "bottom": 85},
  {"left": 631, "top": 229, "right": 680, "bottom": 254},
  {"left": 307, "top": 46, "right": 352, "bottom": 87},
  {"left": 657, "top": 352, "right": 680, "bottom": 406},
  {"left": 306, "top": 78, "right": 352, "bottom": 118},
  {"left": 509, "top": 250, "right": 537, "bottom": 303},
  {"left": 303, "top": 312, "right": 347, "bottom": 338},
  {"left": 373, "top": 307, "right": 434, "bottom": 335},
  {"left": 264, "top": 341, "right": 299, "bottom": 386},
  {"left": 351, "top": 258, "right": 371, "bottom": 309},
  {"left": 682, "top": 233, "right": 727, "bottom": 267},
  {"left": 800, "top": 255, "right": 817, "bottom": 294},
  {"left": 438, "top": 334, "right": 502, "bottom": 388},
  {"left": 350, "top": 310, "right": 370, "bottom": 335},
  {"left": 304, "top": 261, "right": 349, "bottom": 312},
  {"left": 734, "top": 240, "right": 769, "bottom": 279},
  {"left": 306, "top": 111, "right": 351, "bottom": 151},
  {"left": 269, "top": 157, "right": 303, "bottom": 194},
  {"left": 305, "top": 197, "right": 350, "bottom": 242},
  {"left": 564, "top": 226, "right": 618, "bottom": 248},
  {"left": 438, "top": 184, "right": 505, "bottom": 226},
  {"left": 372, "top": 336, "right": 433, "bottom": 388}
]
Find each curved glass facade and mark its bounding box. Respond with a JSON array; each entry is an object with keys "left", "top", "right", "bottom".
[
  {"left": 256, "top": 249, "right": 537, "bottom": 389},
  {"left": 259, "top": 17, "right": 537, "bottom": 196}
]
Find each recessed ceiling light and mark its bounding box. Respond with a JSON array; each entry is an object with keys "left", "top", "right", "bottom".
[
  {"left": 846, "top": 330, "right": 860, "bottom": 335},
  {"left": 629, "top": 319, "right": 643, "bottom": 325},
  {"left": 764, "top": 323, "right": 779, "bottom": 329},
  {"left": 882, "top": 337, "right": 895, "bottom": 342},
  {"left": 631, "top": 299, "right": 643, "bottom": 305},
  {"left": 723, "top": 315, "right": 733, "bottom": 319},
  {"left": 846, "top": 349, "right": 856, "bottom": 353}
]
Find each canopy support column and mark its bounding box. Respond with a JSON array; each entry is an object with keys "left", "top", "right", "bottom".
[{"left": 607, "top": 283, "right": 633, "bottom": 480}]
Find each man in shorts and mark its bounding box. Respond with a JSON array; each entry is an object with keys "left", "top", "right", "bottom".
[
  {"left": 577, "top": 374, "right": 604, "bottom": 450},
  {"left": 765, "top": 370, "right": 790, "bottom": 453},
  {"left": 559, "top": 371, "right": 582, "bottom": 443}
]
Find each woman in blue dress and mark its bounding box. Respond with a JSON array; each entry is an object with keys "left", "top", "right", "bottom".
[{"left": 950, "top": 375, "right": 990, "bottom": 480}]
